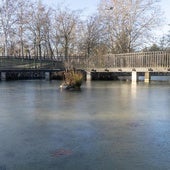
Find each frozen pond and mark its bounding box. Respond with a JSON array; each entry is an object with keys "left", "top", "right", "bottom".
[{"left": 0, "top": 80, "right": 170, "bottom": 170}]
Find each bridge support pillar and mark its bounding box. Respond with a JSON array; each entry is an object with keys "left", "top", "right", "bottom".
[
  {"left": 1, "top": 72, "right": 6, "bottom": 81},
  {"left": 45, "top": 72, "right": 51, "bottom": 80},
  {"left": 86, "top": 72, "right": 91, "bottom": 81},
  {"left": 131, "top": 71, "right": 139, "bottom": 82},
  {"left": 144, "top": 72, "right": 151, "bottom": 83}
]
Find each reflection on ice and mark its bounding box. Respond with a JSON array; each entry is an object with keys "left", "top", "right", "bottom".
[{"left": 0, "top": 80, "right": 170, "bottom": 170}]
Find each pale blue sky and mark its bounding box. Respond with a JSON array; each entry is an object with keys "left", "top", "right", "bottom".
[
  {"left": 44, "top": 0, "right": 170, "bottom": 34},
  {"left": 160, "top": 0, "right": 170, "bottom": 34},
  {"left": 44, "top": 0, "right": 99, "bottom": 16}
]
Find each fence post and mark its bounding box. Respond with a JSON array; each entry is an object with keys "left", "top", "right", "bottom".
[
  {"left": 144, "top": 72, "right": 151, "bottom": 83},
  {"left": 131, "top": 71, "right": 138, "bottom": 82},
  {"left": 86, "top": 71, "right": 91, "bottom": 81}
]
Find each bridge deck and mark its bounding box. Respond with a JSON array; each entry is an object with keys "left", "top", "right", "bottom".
[
  {"left": 0, "top": 51, "right": 170, "bottom": 74},
  {"left": 88, "top": 67, "right": 170, "bottom": 73}
]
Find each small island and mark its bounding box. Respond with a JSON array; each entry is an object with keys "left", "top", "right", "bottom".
[{"left": 61, "top": 69, "right": 83, "bottom": 90}]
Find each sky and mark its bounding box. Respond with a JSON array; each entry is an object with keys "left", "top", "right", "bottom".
[
  {"left": 160, "top": 0, "right": 170, "bottom": 34},
  {"left": 44, "top": 0, "right": 170, "bottom": 35},
  {"left": 44, "top": 0, "right": 100, "bottom": 16}
]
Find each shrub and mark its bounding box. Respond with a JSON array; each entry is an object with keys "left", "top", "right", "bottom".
[{"left": 64, "top": 70, "right": 83, "bottom": 88}]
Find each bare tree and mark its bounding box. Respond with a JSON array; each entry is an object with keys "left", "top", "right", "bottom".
[
  {"left": 98, "top": 0, "right": 162, "bottom": 53},
  {"left": 0, "top": 0, "right": 19, "bottom": 56},
  {"left": 27, "top": 0, "right": 52, "bottom": 58},
  {"left": 78, "top": 16, "right": 101, "bottom": 58},
  {"left": 53, "top": 7, "right": 80, "bottom": 61},
  {"left": 159, "top": 32, "right": 170, "bottom": 50},
  {"left": 0, "top": 0, "right": 164, "bottom": 59},
  {"left": 43, "top": 13, "right": 54, "bottom": 58},
  {"left": 14, "top": 0, "right": 32, "bottom": 57}
]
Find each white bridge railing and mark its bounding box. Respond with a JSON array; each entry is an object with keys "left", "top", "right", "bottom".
[
  {"left": 105, "top": 51, "right": 170, "bottom": 68},
  {"left": 69, "top": 51, "right": 170, "bottom": 69},
  {"left": 1, "top": 51, "right": 170, "bottom": 70}
]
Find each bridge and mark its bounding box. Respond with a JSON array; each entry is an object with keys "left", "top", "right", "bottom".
[
  {"left": 0, "top": 51, "right": 170, "bottom": 82},
  {"left": 62, "top": 51, "right": 170, "bottom": 82},
  {"left": 0, "top": 56, "right": 65, "bottom": 80}
]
